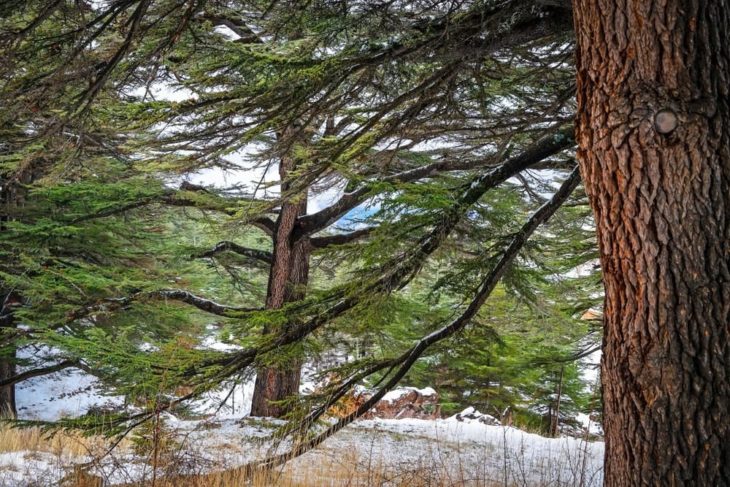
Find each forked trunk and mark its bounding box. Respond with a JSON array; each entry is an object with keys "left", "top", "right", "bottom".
[{"left": 573, "top": 1, "right": 730, "bottom": 484}]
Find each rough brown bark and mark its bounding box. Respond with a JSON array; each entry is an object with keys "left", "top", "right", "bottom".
[
  {"left": 249, "top": 236, "right": 309, "bottom": 417},
  {"left": 572, "top": 1, "right": 730, "bottom": 485},
  {"left": 250, "top": 151, "right": 311, "bottom": 418}
]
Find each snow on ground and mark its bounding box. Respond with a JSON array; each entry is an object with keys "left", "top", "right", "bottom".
[
  {"left": 381, "top": 386, "right": 436, "bottom": 403},
  {"left": 16, "top": 367, "right": 122, "bottom": 421},
  {"left": 343, "top": 418, "right": 603, "bottom": 486},
  {"left": 186, "top": 379, "right": 255, "bottom": 419},
  {"left": 91, "top": 414, "right": 603, "bottom": 486},
  {"left": 15, "top": 346, "right": 123, "bottom": 422},
  {"left": 0, "top": 451, "right": 72, "bottom": 487},
  {"left": 7, "top": 339, "right": 604, "bottom": 485},
  {"left": 0, "top": 411, "right": 604, "bottom": 486}
]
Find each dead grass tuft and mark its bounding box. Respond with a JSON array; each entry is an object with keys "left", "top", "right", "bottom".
[{"left": 0, "top": 425, "right": 108, "bottom": 458}]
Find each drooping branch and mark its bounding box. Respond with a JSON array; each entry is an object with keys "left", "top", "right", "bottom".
[
  {"left": 139, "top": 289, "right": 259, "bottom": 317},
  {"left": 64, "top": 184, "right": 277, "bottom": 238},
  {"left": 0, "top": 359, "right": 92, "bottom": 387},
  {"left": 65, "top": 289, "right": 260, "bottom": 322},
  {"left": 248, "top": 167, "right": 582, "bottom": 471},
  {"left": 193, "top": 241, "right": 273, "bottom": 264}
]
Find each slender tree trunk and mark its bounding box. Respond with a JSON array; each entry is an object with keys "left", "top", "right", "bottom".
[
  {"left": 573, "top": 1, "right": 730, "bottom": 484},
  {"left": 250, "top": 152, "right": 311, "bottom": 418},
  {"left": 550, "top": 365, "right": 564, "bottom": 438},
  {"left": 0, "top": 304, "right": 16, "bottom": 418},
  {"left": 0, "top": 186, "right": 18, "bottom": 418}
]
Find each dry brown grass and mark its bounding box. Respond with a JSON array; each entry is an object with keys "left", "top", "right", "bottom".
[
  {"left": 112, "top": 452, "right": 504, "bottom": 487},
  {"left": 0, "top": 423, "right": 600, "bottom": 487},
  {"left": 0, "top": 424, "right": 105, "bottom": 458},
  {"left": 0, "top": 425, "right": 135, "bottom": 487}
]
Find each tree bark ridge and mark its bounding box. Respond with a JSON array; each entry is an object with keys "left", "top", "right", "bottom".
[{"left": 572, "top": 1, "right": 730, "bottom": 484}]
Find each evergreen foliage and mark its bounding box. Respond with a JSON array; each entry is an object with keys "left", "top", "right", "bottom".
[{"left": 0, "top": 0, "right": 600, "bottom": 456}]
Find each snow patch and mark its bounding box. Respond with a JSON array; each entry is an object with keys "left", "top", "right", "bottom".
[
  {"left": 448, "top": 406, "right": 502, "bottom": 425},
  {"left": 381, "top": 386, "right": 436, "bottom": 403},
  {"left": 15, "top": 347, "right": 123, "bottom": 422}
]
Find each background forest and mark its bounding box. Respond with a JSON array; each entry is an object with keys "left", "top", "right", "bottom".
[{"left": 0, "top": 1, "right": 606, "bottom": 484}]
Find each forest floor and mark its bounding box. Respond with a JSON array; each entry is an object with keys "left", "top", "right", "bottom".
[
  {"left": 0, "top": 351, "right": 604, "bottom": 486},
  {"left": 0, "top": 415, "right": 604, "bottom": 486}
]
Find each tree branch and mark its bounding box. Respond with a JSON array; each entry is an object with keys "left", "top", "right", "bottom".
[
  {"left": 64, "top": 184, "right": 277, "bottom": 238},
  {"left": 250, "top": 217, "right": 276, "bottom": 237},
  {"left": 65, "top": 289, "right": 260, "bottom": 322},
  {"left": 139, "top": 289, "right": 258, "bottom": 317},
  {"left": 310, "top": 228, "right": 372, "bottom": 249},
  {"left": 193, "top": 241, "right": 273, "bottom": 264},
  {"left": 0, "top": 359, "right": 88, "bottom": 387}
]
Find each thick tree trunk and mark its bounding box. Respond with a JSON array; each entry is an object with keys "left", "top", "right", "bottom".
[
  {"left": 573, "top": 1, "right": 730, "bottom": 485},
  {"left": 250, "top": 235, "right": 310, "bottom": 417},
  {"left": 250, "top": 153, "right": 311, "bottom": 418}
]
